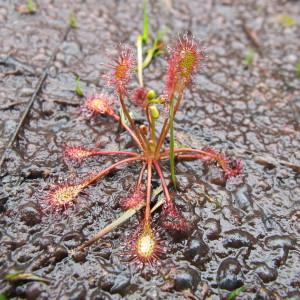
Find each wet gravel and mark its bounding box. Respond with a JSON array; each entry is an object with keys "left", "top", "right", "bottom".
[{"left": 1, "top": 0, "right": 300, "bottom": 299}]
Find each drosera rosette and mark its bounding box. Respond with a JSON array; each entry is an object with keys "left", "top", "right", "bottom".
[{"left": 41, "top": 32, "right": 242, "bottom": 265}]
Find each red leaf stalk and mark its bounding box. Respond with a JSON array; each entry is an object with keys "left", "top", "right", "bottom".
[
  {"left": 144, "top": 160, "right": 153, "bottom": 224},
  {"left": 64, "top": 146, "right": 139, "bottom": 161}
]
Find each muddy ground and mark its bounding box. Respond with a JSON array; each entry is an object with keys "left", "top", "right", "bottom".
[{"left": 1, "top": 0, "right": 300, "bottom": 299}]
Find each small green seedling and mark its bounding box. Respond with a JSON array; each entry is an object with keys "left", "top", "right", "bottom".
[
  {"left": 278, "top": 15, "right": 296, "bottom": 27},
  {"left": 69, "top": 11, "right": 78, "bottom": 29},
  {"left": 244, "top": 49, "right": 254, "bottom": 67},
  {"left": 75, "top": 77, "right": 84, "bottom": 97},
  {"left": 227, "top": 286, "right": 246, "bottom": 300},
  {"left": 27, "top": 0, "right": 37, "bottom": 14},
  {"left": 296, "top": 59, "right": 300, "bottom": 78}
]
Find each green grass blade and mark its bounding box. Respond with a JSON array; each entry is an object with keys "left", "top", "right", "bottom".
[
  {"left": 69, "top": 11, "right": 78, "bottom": 29},
  {"left": 75, "top": 188, "right": 165, "bottom": 252},
  {"left": 137, "top": 35, "right": 144, "bottom": 86},
  {"left": 27, "top": 0, "right": 37, "bottom": 13},
  {"left": 244, "top": 48, "right": 254, "bottom": 66},
  {"left": 142, "top": 0, "right": 149, "bottom": 43},
  {"left": 5, "top": 271, "right": 50, "bottom": 284},
  {"left": 278, "top": 15, "right": 296, "bottom": 27},
  {"left": 169, "top": 98, "right": 176, "bottom": 187},
  {"left": 296, "top": 59, "right": 300, "bottom": 77},
  {"left": 142, "top": 31, "right": 164, "bottom": 69},
  {"left": 75, "top": 77, "right": 84, "bottom": 97}
]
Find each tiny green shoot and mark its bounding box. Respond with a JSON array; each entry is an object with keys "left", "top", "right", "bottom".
[
  {"left": 27, "top": 0, "right": 37, "bottom": 13},
  {"left": 213, "top": 197, "right": 222, "bottom": 210},
  {"left": 136, "top": 0, "right": 165, "bottom": 86},
  {"left": 278, "top": 15, "right": 296, "bottom": 27},
  {"left": 136, "top": 0, "right": 149, "bottom": 86},
  {"left": 174, "top": 139, "right": 188, "bottom": 149},
  {"left": 75, "top": 77, "right": 84, "bottom": 97},
  {"left": 143, "top": 31, "right": 165, "bottom": 69},
  {"left": 227, "top": 286, "right": 246, "bottom": 300},
  {"left": 69, "top": 11, "right": 78, "bottom": 29},
  {"left": 296, "top": 59, "right": 300, "bottom": 78},
  {"left": 137, "top": 35, "right": 144, "bottom": 87},
  {"left": 244, "top": 49, "right": 254, "bottom": 66}
]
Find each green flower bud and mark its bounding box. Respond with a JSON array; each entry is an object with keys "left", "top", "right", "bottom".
[
  {"left": 149, "top": 105, "right": 160, "bottom": 120},
  {"left": 147, "top": 89, "right": 157, "bottom": 100}
]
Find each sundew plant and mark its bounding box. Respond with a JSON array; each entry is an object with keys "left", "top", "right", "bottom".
[{"left": 44, "top": 34, "right": 241, "bottom": 264}]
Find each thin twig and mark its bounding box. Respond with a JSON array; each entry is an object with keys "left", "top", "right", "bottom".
[
  {"left": 0, "top": 27, "right": 71, "bottom": 171},
  {"left": 0, "top": 55, "right": 37, "bottom": 75},
  {"left": 0, "top": 72, "right": 47, "bottom": 170},
  {"left": 0, "top": 100, "right": 29, "bottom": 110},
  {"left": 75, "top": 202, "right": 145, "bottom": 252},
  {"left": 74, "top": 195, "right": 165, "bottom": 253},
  {"left": 52, "top": 99, "right": 80, "bottom": 106},
  {"left": 242, "top": 22, "right": 263, "bottom": 56}
]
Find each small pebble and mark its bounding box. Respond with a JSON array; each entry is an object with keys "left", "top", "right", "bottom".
[
  {"left": 184, "top": 237, "right": 210, "bottom": 267},
  {"left": 223, "top": 229, "right": 256, "bottom": 249},
  {"left": 217, "top": 257, "right": 244, "bottom": 291},
  {"left": 20, "top": 202, "right": 42, "bottom": 226},
  {"left": 204, "top": 218, "right": 221, "bottom": 240},
  {"left": 19, "top": 88, "right": 34, "bottom": 97},
  {"left": 110, "top": 273, "right": 130, "bottom": 294},
  {"left": 173, "top": 268, "right": 201, "bottom": 291},
  {"left": 62, "top": 231, "right": 84, "bottom": 249},
  {"left": 255, "top": 262, "right": 278, "bottom": 283}
]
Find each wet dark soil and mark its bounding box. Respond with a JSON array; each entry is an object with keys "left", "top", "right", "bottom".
[{"left": 1, "top": 0, "right": 300, "bottom": 299}]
